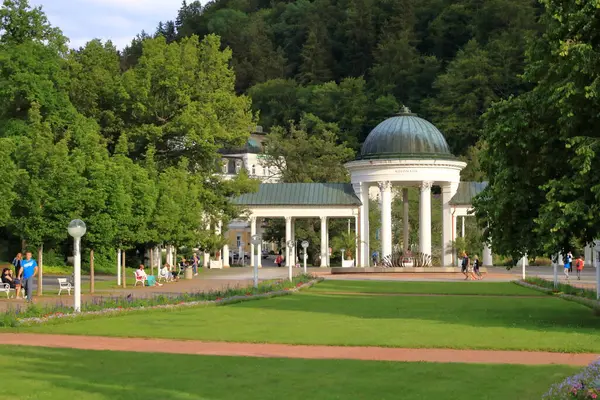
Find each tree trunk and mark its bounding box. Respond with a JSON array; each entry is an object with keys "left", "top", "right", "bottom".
[
  {"left": 122, "top": 251, "right": 126, "bottom": 288},
  {"left": 90, "top": 249, "right": 95, "bottom": 294},
  {"left": 37, "top": 245, "right": 43, "bottom": 296}
]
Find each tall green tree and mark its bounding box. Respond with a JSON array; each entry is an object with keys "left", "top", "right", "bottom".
[
  {"left": 122, "top": 34, "right": 253, "bottom": 172},
  {"left": 261, "top": 115, "right": 355, "bottom": 183},
  {"left": 474, "top": 0, "right": 598, "bottom": 260}
]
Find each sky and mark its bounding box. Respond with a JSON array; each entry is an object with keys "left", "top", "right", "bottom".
[{"left": 33, "top": 0, "right": 183, "bottom": 50}]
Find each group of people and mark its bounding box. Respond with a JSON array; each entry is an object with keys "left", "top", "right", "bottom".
[
  {"left": 461, "top": 252, "right": 483, "bottom": 280},
  {"left": 1, "top": 252, "right": 38, "bottom": 301},
  {"left": 134, "top": 253, "right": 201, "bottom": 286},
  {"left": 563, "top": 252, "right": 585, "bottom": 280}
]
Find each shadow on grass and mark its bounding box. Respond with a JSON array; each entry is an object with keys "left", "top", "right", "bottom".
[
  {"left": 4, "top": 346, "right": 578, "bottom": 400},
  {"left": 237, "top": 292, "right": 600, "bottom": 332}
]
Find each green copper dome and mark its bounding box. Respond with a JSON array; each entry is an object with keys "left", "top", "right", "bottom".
[{"left": 358, "top": 108, "right": 455, "bottom": 160}]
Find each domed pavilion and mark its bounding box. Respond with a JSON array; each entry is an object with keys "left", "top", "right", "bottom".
[{"left": 345, "top": 107, "right": 467, "bottom": 267}]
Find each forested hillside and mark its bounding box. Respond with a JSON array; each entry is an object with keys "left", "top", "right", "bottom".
[{"left": 123, "top": 0, "right": 541, "bottom": 179}]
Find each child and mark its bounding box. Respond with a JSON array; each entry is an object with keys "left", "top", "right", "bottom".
[{"left": 575, "top": 255, "right": 584, "bottom": 280}]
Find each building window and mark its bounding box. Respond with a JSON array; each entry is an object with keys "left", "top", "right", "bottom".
[
  {"left": 236, "top": 235, "right": 241, "bottom": 248},
  {"left": 228, "top": 159, "right": 236, "bottom": 174},
  {"left": 251, "top": 165, "right": 256, "bottom": 176}
]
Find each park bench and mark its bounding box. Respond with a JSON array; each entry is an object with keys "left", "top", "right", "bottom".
[
  {"left": 134, "top": 271, "right": 146, "bottom": 286},
  {"left": 0, "top": 282, "right": 24, "bottom": 299},
  {"left": 57, "top": 278, "right": 72, "bottom": 296}
]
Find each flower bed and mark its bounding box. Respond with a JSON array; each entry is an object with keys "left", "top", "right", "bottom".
[
  {"left": 543, "top": 359, "right": 600, "bottom": 399},
  {"left": 5, "top": 274, "right": 321, "bottom": 327}
]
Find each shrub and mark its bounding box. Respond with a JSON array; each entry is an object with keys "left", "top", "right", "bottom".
[{"left": 524, "top": 277, "right": 596, "bottom": 300}]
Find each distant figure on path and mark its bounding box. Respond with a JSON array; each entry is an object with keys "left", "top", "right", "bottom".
[
  {"left": 275, "top": 254, "right": 283, "bottom": 267},
  {"left": 193, "top": 253, "right": 199, "bottom": 276},
  {"left": 567, "top": 251, "right": 573, "bottom": 273},
  {"left": 11, "top": 253, "right": 22, "bottom": 298},
  {"left": 563, "top": 256, "right": 570, "bottom": 280},
  {"left": 372, "top": 250, "right": 379, "bottom": 266},
  {"left": 473, "top": 255, "right": 482, "bottom": 280},
  {"left": 18, "top": 251, "right": 38, "bottom": 302},
  {"left": 12, "top": 253, "right": 22, "bottom": 279},
  {"left": 575, "top": 255, "right": 584, "bottom": 280},
  {"left": 461, "top": 252, "right": 470, "bottom": 280}
]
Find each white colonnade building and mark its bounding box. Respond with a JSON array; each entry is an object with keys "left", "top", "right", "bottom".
[
  {"left": 220, "top": 108, "right": 493, "bottom": 268},
  {"left": 346, "top": 107, "right": 467, "bottom": 267}
]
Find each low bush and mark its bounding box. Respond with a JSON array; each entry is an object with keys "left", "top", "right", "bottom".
[
  {"left": 543, "top": 359, "right": 600, "bottom": 399},
  {"left": 523, "top": 277, "right": 597, "bottom": 300},
  {"left": 2, "top": 274, "right": 320, "bottom": 327}
]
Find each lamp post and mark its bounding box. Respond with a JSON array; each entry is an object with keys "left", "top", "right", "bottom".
[
  {"left": 301, "top": 241, "right": 309, "bottom": 274},
  {"left": 287, "top": 240, "right": 295, "bottom": 281},
  {"left": 251, "top": 234, "right": 262, "bottom": 289},
  {"left": 67, "top": 219, "right": 87, "bottom": 312}
]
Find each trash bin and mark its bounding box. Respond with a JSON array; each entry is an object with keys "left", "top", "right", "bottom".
[{"left": 184, "top": 267, "right": 193, "bottom": 280}]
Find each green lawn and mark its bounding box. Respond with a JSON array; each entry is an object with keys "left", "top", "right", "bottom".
[
  {"left": 0, "top": 346, "right": 577, "bottom": 400},
  {"left": 23, "top": 292, "right": 600, "bottom": 352},
  {"left": 310, "top": 280, "right": 541, "bottom": 295}
]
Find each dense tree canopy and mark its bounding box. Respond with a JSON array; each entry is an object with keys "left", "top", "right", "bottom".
[
  {"left": 0, "top": 0, "right": 255, "bottom": 269},
  {"left": 474, "top": 0, "right": 600, "bottom": 260},
  {"left": 134, "top": 0, "right": 541, "bottom": 163}
]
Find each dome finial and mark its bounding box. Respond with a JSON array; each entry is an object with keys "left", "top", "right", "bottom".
[{"left": 396, "top": 105, "right": 415, "bottom": 116}]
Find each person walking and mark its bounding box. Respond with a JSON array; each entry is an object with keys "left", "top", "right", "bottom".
[
  {"left": 567, "top": 251, "right": 574, "bottom": 273},
  {"left": 192, "top": 253, "right": 199, "bottom": 276},
  {"left": 18, "top": 251, "right": 38, "bottom": 302},
  {"left": 461, "top": 252, "right": 470, "bottom": 280},
  {"left": 563, "top": 255, "right": 570, "bottom": 280},
  {"left": 11, "top": 253, "right": 22, "bottom": 298},
  {"left": 473, "top": 255, "right": 483, "bottom": 280},
  {"left": 575, "top": 255, "right": 584, "bottom": 280}
]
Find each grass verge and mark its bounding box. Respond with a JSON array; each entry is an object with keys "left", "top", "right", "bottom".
[
  {"left": 1, "top": 346, "right": 579, "bottom": 400},
  {"left": 20, "top": 291, "right": 600, "bottom": 352}
]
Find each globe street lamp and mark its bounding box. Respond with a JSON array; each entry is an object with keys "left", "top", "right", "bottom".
[
  {"left": 251, "top": 234, "right": 262, "bottom": 288},
  {"left": 67, "top": 219, "right": 87, "bottom": 312},
  {"left": 301, "top": 241, "right": 309, "bottom": 274},
  {"left": 286, "top": 240, "right": 295, "bottom": 281}
]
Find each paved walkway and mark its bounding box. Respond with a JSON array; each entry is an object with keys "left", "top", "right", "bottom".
[{"left": 2, "top": 334, "right": 596, "bottom": 366}]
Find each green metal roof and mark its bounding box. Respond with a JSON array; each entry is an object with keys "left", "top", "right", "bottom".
[
  {"left": 233, "top": 183, "right": 362, "bottom": 206},
  {"left": 449, "top": 182, "right": 488, "bottom": 206},
  {"left": 358, "top": 109, "right": 455, "bottom": 161}
]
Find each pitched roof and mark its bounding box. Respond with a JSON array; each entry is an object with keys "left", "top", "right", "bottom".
[
  {"left": 449, "top": 181, "right": 488, "bottom": 206},
  {"left": 233, "top": 183, "right": 362, "bottom": 206}
]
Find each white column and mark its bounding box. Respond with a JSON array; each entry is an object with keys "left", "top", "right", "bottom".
[
  {"left": 250, "top": 217, "right": 256, "bottom": 268},
  {"left": 223, "top": 244, "right": 230, "bottom": 267},
  {"left": 285, "top": 217, "right": 292, "bottom": 268},
  {"left": 403, "top": 188, "right": 409, "bottom": 252},
  {"left": 203, "top": 222, "right": 210, "bottom": 267},
  {"left": 117, "top": 248, "right": 121, "bottom": 286},
  {"left": 354, "top": 215, "right": 359, "bottom": 267},
  {"left": 378, "top": 181, "right": 392, "bottom": 258},
  {"left": 419, "top": 181, "right": 433, "bottom": 256},
  {"left": 461, "top": 216, "right": 465, "bottom": 238},
  {"left": 320, "top": 216, "right": 328, "bottom": 267},
  {"left": 442, "top": 183, "right": 458, "bottom": 267},
  {"left": 353, "top": 182, "right": 370, "bottom": 267},
  {"left": 215, "top": 221, "right": 223, "bottom": 261},
  {"left": 482, "top": 243, "right": 492, "bottom": 266},
  {"left": 257, "top": 219, "right": 262, "bottom": 268},
  {"left": 585, "top": 244, "right": 593, "bottom": 267},
  {"left": 291, "top": 218, "right": 296, "bottom": 265}
]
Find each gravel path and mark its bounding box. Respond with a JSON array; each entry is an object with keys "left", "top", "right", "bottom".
[{"left": 2, "top": 333, "right": 597, "bottom": 366}]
